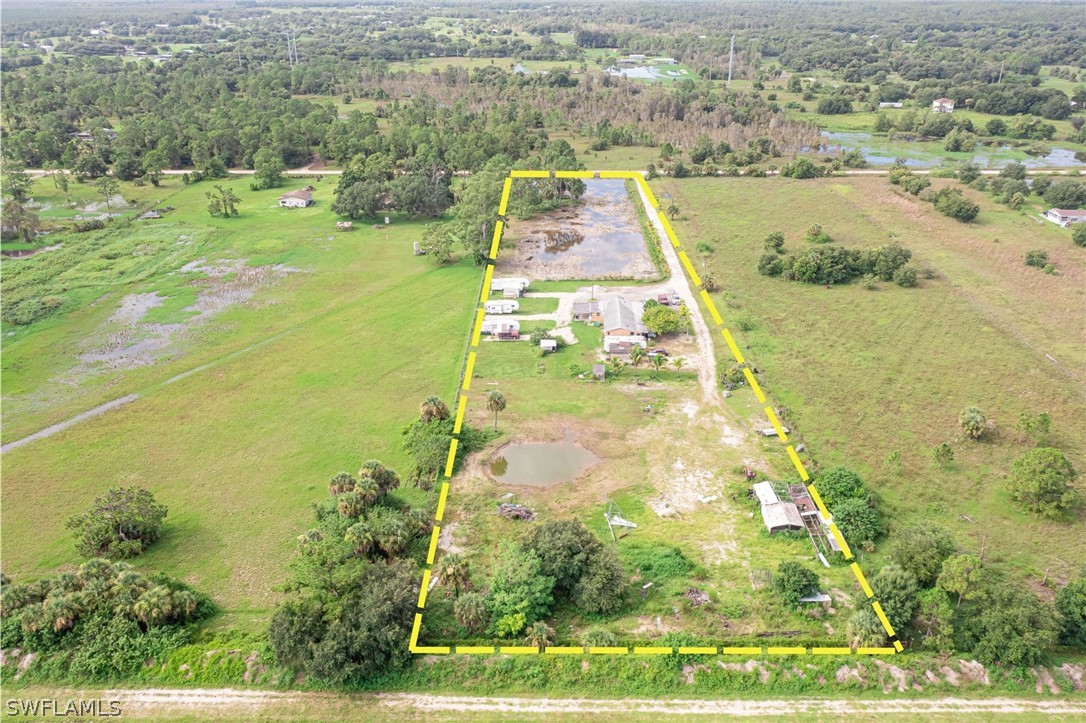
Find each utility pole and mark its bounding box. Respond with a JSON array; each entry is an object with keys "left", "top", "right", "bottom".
[
  {"left": 996, "top": 60, "right": 1004, "bottom": 84},
  {"left": 727, "top": 34, "right": 735, "bottom": 87}
]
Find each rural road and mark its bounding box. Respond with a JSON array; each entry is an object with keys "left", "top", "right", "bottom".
[
  {"left": 635, "top": 181, "right": 720, "bottom": 403},
  {"left": 15, "top": 688, "right": 1082, "bottom": 719},
  {"left": 22, "top": 166, "right": 1078, "bottom": 179}
]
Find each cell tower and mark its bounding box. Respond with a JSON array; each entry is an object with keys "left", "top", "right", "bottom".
[
  {"left": 727, "top": 34, "right": 735, "bottom": 87},
  {"left": 285, "top": 29, "right": 299, "bottom": 67}
]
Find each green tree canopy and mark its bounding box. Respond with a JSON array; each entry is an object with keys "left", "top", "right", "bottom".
[
  {"left": 65, "top": 487, "right": 168, "bottom": 559},
  {"left": 1005, "top": 447, "right": 1080, "bottom": 518}
]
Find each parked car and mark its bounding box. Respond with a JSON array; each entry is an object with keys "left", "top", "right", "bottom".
[{"left": 647, "top": 348, "right": 669, "bottom": 357}]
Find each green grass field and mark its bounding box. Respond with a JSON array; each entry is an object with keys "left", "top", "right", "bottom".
[
  {"left": 655, "top": 175, "right": 1086, "bottom": 582},
  {"left": 1, "top": 177, "right": 480, "bottom": 629}
]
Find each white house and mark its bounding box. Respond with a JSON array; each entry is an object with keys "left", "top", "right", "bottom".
[
  {"left": 931, "top": 97, "right": 955, "bottom": 114},
  {"left": 602, "top": 298, "right": 648, "bottom": 354},
  {"left": 878, "top": 102, "right": 903, "bottom": 109},
  {"left": 1043, "top": 208, "right": 1086, "bottom": 228},
  {"left": 279, "top": 190, "right": 313, "bottom": 208}
]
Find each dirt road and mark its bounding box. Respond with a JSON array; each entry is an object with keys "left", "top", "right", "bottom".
[
  {"left": 14, "top": 687, "right": 1083, "bottom": 720},
  {"left": 634, "top": 182, "right": 720, "bottom": 403}
]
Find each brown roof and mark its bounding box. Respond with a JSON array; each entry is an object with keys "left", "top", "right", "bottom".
[
  {"left": 280, "top": 189, "right": 313, "bottom": 201},
  {"left": 1050, "top": 208, "right": 1086, "bottom": 216}
]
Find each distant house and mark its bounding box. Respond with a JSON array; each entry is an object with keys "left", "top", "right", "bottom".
[
  {"left": 69, "top": 128, "right": 117, "bottom": 143},
  {"left": 572, "top": 300, "right": 602, "bottom": 323},
  {"left": 878, "top": 102, "right": 903, "bottom": 109},
  {"left": 484, "top": 299, "right": 519, "bottom": 314},
  {"left": 1043, "top": 208, "right": 1086, "bottom": 227},
  {"left": 279, "top": 190, "right": 313, "bottom": 208},
  {"left": 752, "top": 482, "right": 804, "bottom": 533},
  {"left": 931, "top": 97, "right": 955, "bottom": 114}
]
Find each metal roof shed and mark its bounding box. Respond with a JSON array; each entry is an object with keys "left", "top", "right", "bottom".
[{"left": 761, "top": 502, "right": 804, "bottom": 533}]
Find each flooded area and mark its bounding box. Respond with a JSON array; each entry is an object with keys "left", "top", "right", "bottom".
[
  {"left": 500, "top": 179, "right": 658, "bottom": 281},
  {"left": 489, "top": 441, "right": 598, "bottom": 486},
  {"left": 820, "top": 131, "right": 1085, "bottom": 168}
]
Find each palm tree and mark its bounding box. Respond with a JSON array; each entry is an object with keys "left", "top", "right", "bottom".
[
  {"left": 358, "top": 459, "right": 400, "bottom": 495},
  {"left": 453, "top": 592, "right": 489, "bottom": 634},
  {"left": 606, "top": 357, "right": 624, "bottom": 378},
  {"left": 328, "top": 472, "right": 356, "bottom": 496},
  {"left": 629, "top": 345, "right": 645, "bottom": 367},
  {"left": 524, "top": 620, "right": 555, "bottom": 649},
  {"left": 486, "top": 390, "right": 506, "bottom": 431},
  {"left": 666, "top": 203, "right": 680, "bottom": 220},
  {"left": 133, "top": 585, "right": 175, "bottom": 626},
  {"left": 345, "top": 521, "right": 377, "bottom": 558},
  {"left": 650, "top": 355, "right": 666, "bottom": 379},
  {"left": 671, "top": 357, "right": 686, "bottom": 371},
  {"left": 438, "top": 553, "right": 470, "bottom": 597},
  {"left": 336, "top": 490, "right": 367, "bottom": 519},
  {"left": 419, "top": 396, "right": 450, "bottom": 423}
]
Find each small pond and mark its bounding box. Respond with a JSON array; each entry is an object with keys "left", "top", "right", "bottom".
[
  {"left": 489, "top": 442, "right": 598, "bottom": 487},
  {"left": 501, "top": 179, "right": 658, "bottom": 280},
  {"left": 819, "top": 131, "right": 1085, "bottom": 168}
]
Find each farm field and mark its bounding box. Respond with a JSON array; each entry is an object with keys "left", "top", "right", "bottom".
[
  {"left": 657, "top": 175, "right": 1086, "bottom": 581},
  {"left": 0, "top": 177, "right": 479, "bottom": 629}
]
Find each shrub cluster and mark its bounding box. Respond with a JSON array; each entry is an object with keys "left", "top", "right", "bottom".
[{"left": 758, "top": 241, "right": 915, "bottom": 286}]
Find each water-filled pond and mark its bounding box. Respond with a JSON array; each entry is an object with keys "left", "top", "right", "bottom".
[
  {"left": 820, "top": 131, "right": 1085, "bottom": 168},
  {"left": 489, "top": 442, "right": 598, "bottom": 486},
  {"left": 501, "top": 179, "right": 657, "bottom": 280}
]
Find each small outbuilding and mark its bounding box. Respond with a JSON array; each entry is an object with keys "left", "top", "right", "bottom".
[
  {"left": 279, "top": 190, "right": 313, "bottom": 208},
  {"left": 761, "top": 501, "right": 804, "bottom": 533},
  {"left": 592, "top": 364, "right": 606, "bottom": 380},
  {"left": 539, "top": 339, "right": 558, "bottom": 353}
]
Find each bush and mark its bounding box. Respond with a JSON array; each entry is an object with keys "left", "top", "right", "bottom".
[
  {"left": 65, "top": 487, "right": 167, "bottom": 559},
  {"left": 642, "top": 304, "right": 683, "bottom": 335},
  {"left": 815, "top": 467, "right": 867, "bottom": 509},
  {"left": 893, "top": 265, "right": 918, "bottom": 287},
  {"left": 1005, "top": 447, "right": 1081, "bottom": 518},
  {"left": 780, "top": 157, "right": 823, "bottom": 179},
  {"left": 1024, "top": 249, "right": 1048, "bottom": 268},
  {"left": 888, "top": 522, "right": 955, "bottom": 586},
  {"left": 763, "top": 231, "right": 785, "bottom": 254},
  {"left": 1072, "top": 224, "right": 1086, "bottom": 248},
  {"left": 1056, "top": 578, "right": 1086, "bottom": 647},
  {"left": 933, "top": 188, "right": 980, "bottom": 222},
  {"left": 832, "top": 498, "right": 883, "bottom": 544},
  {"left": 958, "top": 406, "right": 987, "bottom": 440},
  {"left": 804, "top": 223, "right": 833, "bottom": 244},
  {"left": 757, "top": 252, "right": 785, "bottom": 276},
  {"left": 774, "top": 562, "right": 819, "bottom": 607}
]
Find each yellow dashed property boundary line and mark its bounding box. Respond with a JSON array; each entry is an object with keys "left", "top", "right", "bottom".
[{"left": 410, "top": 170, "right": 900, "bottom": 656}]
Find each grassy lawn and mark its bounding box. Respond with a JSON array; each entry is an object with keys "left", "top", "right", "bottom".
[
  {"left": 1, "top": 177, "right": 480, "bottom": 630},
  {"left": 654, "top": 175, "right": 1086, "bottom": 583}
]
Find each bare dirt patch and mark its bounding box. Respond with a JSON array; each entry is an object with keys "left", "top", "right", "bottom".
[{"left": 56, "top": 259, "right": 299, "bottom": 385}]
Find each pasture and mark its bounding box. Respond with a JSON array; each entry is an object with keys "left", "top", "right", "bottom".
[
  {"left": 659, "top": 175, "right": 1086, "bottom": 582},
  {"left": 1, "top": 176, "right": 478, "bottom": 629}
]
